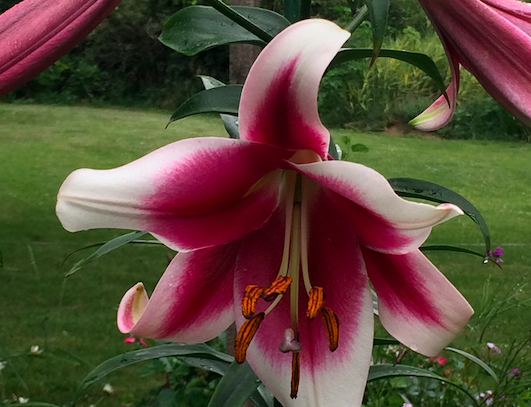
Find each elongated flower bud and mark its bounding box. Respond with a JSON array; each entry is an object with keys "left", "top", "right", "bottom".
[{"left": 0, "top": 0, "right": 121, "bottom": 96}]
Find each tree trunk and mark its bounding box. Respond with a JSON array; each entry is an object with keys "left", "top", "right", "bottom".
[{"left": 229, "top": 0, "right": 261, "bottom": 84}]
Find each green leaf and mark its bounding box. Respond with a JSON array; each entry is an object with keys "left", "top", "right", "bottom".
[
  {"left": 251, "top": 384, "right": 274, "bottom": 407},
  {"left": 420, "top": 245, "right": 501, "bottom": 266},
  {"left": 207, "top": 361, "right": 260, "bottom": 407},
  {"left": 65, "top": 231, "right": 148, "bottom": 277},
  {"left": 374, "top": 337, "right": 399, "bottom": 346},
  {"left": 168, "top": 86, "right": 242, "bottom": 125},
  {"left": 199, "top": 75, "right": 240, "bottom": 139},
  {"left": 445, "top": 346, "right": 499, "bottom": 384},
  {"left": 75, "top": 343, "right": 233, "bottom": 399},
  {"left": 330, "top": 48, "right": 447, "bottom": 98},
  {"left": 363, "top": 0, "right": 389, "bottom": 60},
  {"left": 329, "top": 135, "right": 341, "bottom": 160},
  {"left": 160, "top": 6, "right": 289, "bottom": 56},
  {"left": 351, "top": 143, "right": 369, "bottom": 153},
  {"left": 388, "top": 177, "right": 491, "bottom": 252},
  {"left": 368, "top": 364, "right": 479, "bottom": 406}
]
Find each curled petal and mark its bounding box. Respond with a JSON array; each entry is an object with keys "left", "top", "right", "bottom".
[
  {"left": 118, "top": 242, "right": 238, "bottom": 343},
  {"left": 362, "top": 247, "right": 473, "bottom": 356},
  {"left": 417, "top": 0, "right": 531, "bottom": 127},
  {"left": 57, "top": 138, "right": 291, "bottom": 251},
  {"left": 234, "top": 184, "right": 373, "bottom": 407},
  {"left": 239, "top": 19, "right": 350, "bottom": 157},
  {"left": 0, "top": 0, "right": 120, "bottom": 96},
  {"left": 290, "top": 160, "right": 463, "bottom": 254}
]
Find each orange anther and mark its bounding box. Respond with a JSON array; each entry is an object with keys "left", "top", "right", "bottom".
[
  {"left": 320, "top": 307, "right": 340, "bottom": 352},
  {"left": 242, "top": 285, "right": 264, "bottom": 319},
  {"left": 263, "top": 276, "right": 293, "bottom": 301},
  {"left": 234, "top": 312, "right": 265, "bottom": 363},
  {"left": 306, "top": 286, "right": 324, "bottom": 319},
  {"left": 290, "top": 351, "right": 300, "bottom": 399}
]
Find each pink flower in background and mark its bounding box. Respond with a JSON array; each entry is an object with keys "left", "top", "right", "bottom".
[
  {"left": 0, "top": 0, "right": 121, "bottom": 96},
  {"left": 429, "top": 355, "right": 447, "bottom": 366},
  {"left": 411, "top": 0, "right": 531, "bottom": 130},
  {"left": 487, "top": 342, "right": 501, "bottom": 353},
  {"left": 56, "top": 19, "right": 473, "bottom": 407}
]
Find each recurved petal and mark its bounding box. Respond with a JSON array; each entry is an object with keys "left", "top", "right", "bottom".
[
  {"left": 290, "top": 160, "right": 463, "bottom": 254},
  {"left": 118, "top": 242, "right": 238, "bottom": 342},
  {"left": 410, "top": 27, "right": 460, "bottom": 131},
  {"left": 0, "top": 0, "right": 120, "bottom": 96},
  {"left": 239, "top": 19, "right": 350, "bottom": 157},
  {"left": 362, "top": 247, "right": 473, "bottom": 356},
  {"left": 57, "top": 137, "right": 291, "bottom": 251},
  {"left": 233, "top": 183, "right": 373, "bottom": 407}
]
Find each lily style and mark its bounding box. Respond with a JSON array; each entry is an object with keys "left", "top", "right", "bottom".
[
  {"left": 0, "top": 0, "right": 120, "bottom": 96},
  {"left": 410, "top": 0, "right": 531, "bottom": 131},
  {"left": 56, "top": 19, "right": 473, "bottom": 407}
]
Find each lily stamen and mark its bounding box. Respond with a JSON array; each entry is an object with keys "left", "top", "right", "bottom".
[
  {"left": 242, "top": 285, "right": 264, "bottom": 319},
  {"left": 320, "top": 307, "right": 340, "bottom": 352},
  {"left": 234, "top": 312, "right": 265, "bottom": 363},
  {"left": 290, "top": 351, "right": 301, "bottom": 399},
  {"left": 263, "top": 276, "right": 293, "bottom": 301},
  {"left": 306, "top": 286, "right": 325, "bottom": 319}
]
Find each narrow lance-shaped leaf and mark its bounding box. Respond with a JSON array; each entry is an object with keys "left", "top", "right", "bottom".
[
  {"left": 65, "top": 231, "right": 147, "bottom": 277},
  {"left": 420, "top": 245, "right": 501, "bottom": 266},
  {"left": 75, "top": 343, "right": 233, "bottom": 399},
  {"left": 160, "top": 5, "right": 288, "bottom": 55},
  {"left": 363, "top": 0, "right": 389, "bottom": 61},
  {"left": 368, "top": 364, "right": 480, "bottom": 407},
  {"left": 200, "top": 75, "right": 240, "bottom": 139},
  {"left": 445, "top": 347, "right": 499, "bottom": 384},
  {"left": 207, "top": 361, "right": 261, "bottom": 407},
  {"left": 329, "top": 48, "right": 447, "bottom": 98},
  {"left": 168, "top": 86, "right": 242, "bottom": 126},
  {"left": 388, "top": 177, "right": 491, "bottom": 252}
]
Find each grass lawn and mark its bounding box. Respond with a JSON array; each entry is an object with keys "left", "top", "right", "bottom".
[{"left": 0, "top": 103, "right": 530, "bottom": 405}]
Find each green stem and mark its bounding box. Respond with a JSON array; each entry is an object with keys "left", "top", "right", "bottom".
[
  {"left": 344, "top": 4, "right": 369, "bottom": 33},
  {"left": 204, "top": 0, "right": 273, "bottom": 42}
]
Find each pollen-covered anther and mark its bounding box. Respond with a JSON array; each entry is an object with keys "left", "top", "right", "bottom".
[
  {"left": 234, "top": 312, "right": 265, "bottom": 363},
  {"left": 262, "top": 275, "right": 293, "bottom": 302},
  {"left": 306, "top": 286, "right": 325, "bottom": 319},
  {"left": 242, "top": 285, "right": 264, "bottom": 319},
  {"left": 320, "top": 306, "right": 340, "bottom": 352},
  {"left": 290, "top": 351, "right": 300, "bottom": 399},
  {"left": 279, "top": 328, "right": 302, "bottom": 353}
]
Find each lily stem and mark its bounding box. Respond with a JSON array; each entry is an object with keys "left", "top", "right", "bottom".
[{"left": 344, "top": 4, "right": 368, "bottom": 33}]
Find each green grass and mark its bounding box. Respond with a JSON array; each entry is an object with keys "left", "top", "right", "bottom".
[{"left": 0, "top": 104, "right": 530, "bottom": 405}]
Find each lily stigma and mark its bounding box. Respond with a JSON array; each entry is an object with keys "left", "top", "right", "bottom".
[{"left": 57, "top": 19, "right": 473, "bottom": 407}]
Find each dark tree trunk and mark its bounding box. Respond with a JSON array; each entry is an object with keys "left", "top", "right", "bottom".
[{"left": 229, "top": 0, "right": 261, "bottom": 84}]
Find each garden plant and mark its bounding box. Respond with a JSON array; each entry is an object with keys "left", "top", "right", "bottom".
[{"left": 0, "top": 0, "right": 531, "bottom": 406}]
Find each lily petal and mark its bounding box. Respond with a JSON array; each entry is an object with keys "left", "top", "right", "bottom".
[
  {"left": 416, "top": 0, "right": 531, "bottom": 128},
  {"left": 0, "top": 0, "right": 120, "bottom": 96},
  {"left": 362, "top": 247, "right": 473, "bottom": 356},
  {"left": 118, "top": 242, "right": 238, "bottom": 342},
  {"left": 234, "top": 183, "right": 373, "bottom": 407},
  {"left": 57, "top": 138, "right": 292, "bottom": 251},
  {"left": 239, "top": 19, "right": 350, "bottom": 157},
  {"left": 290, "top": 160, "right": 463, "bottom": 254}
]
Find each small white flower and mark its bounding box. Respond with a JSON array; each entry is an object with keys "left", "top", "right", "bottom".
[
  {"left": 18, "top": 397, "right": 29, "bottom": 403},
  {"left": 30, "top": 345, "right": 40, "bottom": 354},
  {"left": 0, "top": 361, "right": 6, "bottom": 371},
  {"left": 102, "top": 383, "right": 114, "bottom": 394}
]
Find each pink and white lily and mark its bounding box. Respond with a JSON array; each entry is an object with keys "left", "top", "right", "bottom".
[
  {"left": 0, "top": 0, "right": 120, "bottom": 96},
  {"left": 56, "top": 19, "right": 472, "bottom": 407},
  {"left": 411, "top": 0, "right": 531, "bottom": 130}
]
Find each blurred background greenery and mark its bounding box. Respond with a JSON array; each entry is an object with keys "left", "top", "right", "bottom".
[{"left": 1, "top": 0, "right": 530, "bottom": 141}]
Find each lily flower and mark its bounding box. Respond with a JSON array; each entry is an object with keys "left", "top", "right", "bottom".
[
  {"left": 0, "top": 0, "right": 120, "bottom": 96},
  {"left": 56, "top": 19, "right": 473, "bottom": 407},
  {"left": 410, "top": 0, "right": 531, "bottom": 131}
]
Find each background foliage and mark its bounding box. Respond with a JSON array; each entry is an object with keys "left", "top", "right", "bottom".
[{"left": 1, "top": 0, "right": 530, "bottom": 140}]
